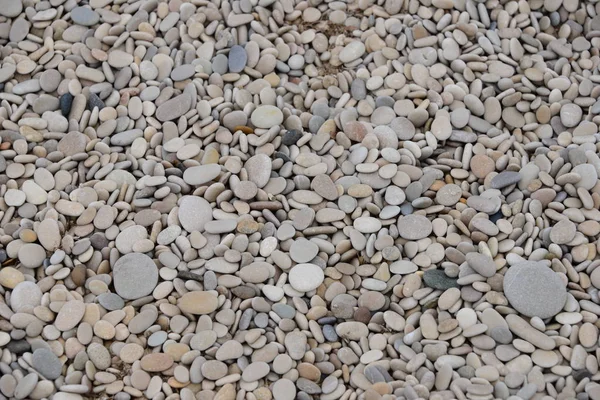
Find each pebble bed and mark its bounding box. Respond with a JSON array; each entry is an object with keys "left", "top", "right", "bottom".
[{"left": 2, "top": 0, "right": 600, "bottom": 399}]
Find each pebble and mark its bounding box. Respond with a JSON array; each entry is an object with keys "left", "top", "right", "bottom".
[
  {"left": 113, "top": 253, "right": 158, "bottom": 300},
  {"left": 397, "top": 215, "right": 432, "bottom": 240},
  {"left": 178, "top": 196, "right": 213, "bottom": 232},
  {"left": 289, "top": 264, "right": 324, "bottom": 292},
  {"left": 503, "top": 261, "right": 568, "bottom": 318},
  {"left": 228, "top": 45, "right": 247, "bottom": 73},
  {"left": 0, "top": 1, "right": 597, "bottom": 399},
  {"left": 71, "top": 7, "right": 100, "bottom": 26},
  {"left": 32, "top": 348, "right": 62, "bottom": 380},
  {"left": 55, "top": 301, "right": 86, "bottom": 331},
  {"left": 178, "top": 291, "right": 219, "bottom": 314},
  {"left": 251, "top": 105, "right": 284, "bottom": 128}
]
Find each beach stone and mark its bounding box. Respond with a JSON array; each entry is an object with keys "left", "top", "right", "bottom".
[
  {"left": 32, "top": 348, "right": 62, "bottom": 380},
  {"left": 14, "top": 373, "right": 37, "bottom": 400},
  {"left": 0, "top": 0, "right": 598, "bottom": 396},
  {"left": 113, "top": 253, "right": 159, "bottom": 300},
  {"left": 183, "top": 164, "right": 221, "bottom": 186},
  {"left": 503, "top": 261, "right": 567, "bottom": 318},
  {"left": 216, "top": 340, "right": 244, "bottom": 360},
  {"left": 560, "top": 104, "right": 582, "bottom": 127},
  {"left": 491, "top": 171, "right": 521, "bottom": 189},
  {"left": 572, "top": 164, "right": 598, "bottom": 190},
  {"left": 273, "top": 379, "right": 296, "bottom": 400},
  {"left": 550, "top": 219, "right": 577, "bottom": 244},
  {"left": 228, "top": 45, "right": 247, "bottom": 73},
  {"left": 0, "top": 0, "right": 22, "bottom": 17},
  {"left": 55, "top": 300, "right": 86, "bottom": 331},
  {"left": 289, "top": 264, "right": 324, "bottom": 292},
  {"left": 140, "top": 353, "right": 174, "bottom": 372},
  {"left": 436, "top": 184, "right": 462, "bottom": 206},
  {"left": 390, "top": 260, "right": 418, "bottom": 274},
  {"left": 0, "top": 267, "right": 24, "bottom": 288},
  {"left": 285, "top": 331, "right": 307, "bottom": 360},
  {"left": 339, "top": 41, "right": 366, "bottom": 63},
  {"left": 397, "top": 215, "right": 432, "bottom": 240},
  {"left": 10, "top": 281, "right": 42, "bottom": 312},
  {"left": 178, "top": 291, "right": 219, "bottom": 314},
  {"left": 88, "top": 343, "right": 112, "bottom": 370},
  {"left": 97, "top": 293, "right": 125, "bottom": 311},
  {"left": 179, "top": 196, "right": 213, "bottom": 232},
  {"left": 470, "top": 155, "right": 495, "bottom": 178},
  {"left": 108, "top": 50, "right": 133, "bottom": 68},
  {"left": 282, "top": 129, "right": 303, "bottom": 145},
  {"left": 465, "top": 253, "right": 496, "bottom": 277},
  {"left": 245, "top": 154, "right": 272, "bottom": 188},
  {"left": 290, "top": 238, "right": 319, "bottom": 263},
  {"left": 18, "top": 243, "right": 46, "bottom": 268},
  {"left": 251, "top": 106, "right": 283, "bottom": 128},
  {"left": 156, "top": 94, "right": 192, "bottom": 122},
  {"left": 423, "top": 269, "right": 459, "bottom": 290},
  {"left": 71, "top": 7, "right": 100, "bottom": 26},
  {"left": 171, "top": 64, "right": 195, "bottom": 81}
]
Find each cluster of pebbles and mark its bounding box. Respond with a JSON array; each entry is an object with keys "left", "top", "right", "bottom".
[{"left": 3, "top": 0, "right": 600, "bottom": 399}]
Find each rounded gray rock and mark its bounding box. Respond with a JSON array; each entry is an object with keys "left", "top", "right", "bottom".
[
  {"left": 178, "top": 195, "right": 213, "bottom": 232},
  {"left": 397, "top": 214, "right": 432, "bottom": 240},
  {"left": 32, "top": 348, "right": 62, "bottom": 380},
  {"left": 503, "top": 261, "right": 567, "bottom": 319},
  {"left": 113, "top": 253, "right": 158, "bottom": 300}
]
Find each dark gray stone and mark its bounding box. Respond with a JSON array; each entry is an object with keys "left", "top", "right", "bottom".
[
  {"left": 60, "top": 93, "right": 73, "bottom": 117},
  {"left": 491, "top": 171, "right": 521, "bottom": 189},
  {"left": 423, "top": 269, "right": 459, "bottom": 290}
]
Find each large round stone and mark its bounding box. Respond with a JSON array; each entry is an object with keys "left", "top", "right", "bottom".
[
  {"left": 503, "top": 261, "right": 567, "bottom": 319},
  {"left": 288, "top": 264, "right": 324, "bottom": 292},
  {"left": 178, "top": 195, "right": 213, "bottom": 233},
  {"left": 251, "top": 105, "right": 283, "bottom": 129},
  {"left": 397, "top": 214, "right": 432, "bottom": 240},
  {"left": 113, "top": 253, "right": 158, "bottom": 300}
]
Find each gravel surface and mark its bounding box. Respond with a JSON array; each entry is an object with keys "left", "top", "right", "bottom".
[{"left": 1, "top": 0, "right": 600, "bottom": 399}]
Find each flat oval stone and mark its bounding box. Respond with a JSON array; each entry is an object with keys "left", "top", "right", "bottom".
[
  {"left": 10, "top": 281, "right": 42, "bottom": 312},
  {"left": 289, "top": 264, "right": 324, "bottom": 292},
  {"left": 339, "top": 41, "right": 366, "bottom": 63},
  {"left": 0, "top": 0, "right": 22, "bottom": 17},
  {"left": 183, "top": 164, "right": 221, "bottom": 186},
  {"left": 251, "top": 105, "right": 283, "bottom": 129},
  {"left": 390, "top": 260, "right": 418, "bottom": 274},
  {"left": 32, "top": 348, "right": 62, "bottom": 379},
  {"left": 549, "top": 219, "right": 576, "bottom": 244},
  {"left": 245, "top": 154, "right": 272, "bottom": 188},
  {"left": 140, "top": 353, "right": 174, "bottom": 372},
  {"left": 490, "top": 171, "right": 521, "bottom": 189},
  {"left": 423, "top": 269, "right": 459, "bottom": 290},
  {"left": 178, "top": 195, "right": 213, "bottom": 232},
  {"left": 113, "top": 253, "right": 158, "bottom": 300},
  {"left": 71, "top": 6, "right": 100, "bottom": 26},
  {"left": 336, "top": 321, "right": 369, "bottom": 340},
  {"left": 178, "top": 291, "right": 219, "bottom": 314},
  {"left": 228, "top": 45, "right": 247, "bottom": 73},
  {"left": 97, "top": 293, "right": 125, "bottom": 311},
  {"left": 55, "top": 300, "right": 86, "bottom": 331},
  {"left": 503, "top": 261, "right": 567, "bottom": 319},
  {"left": 354, "top": 217, "right": 382, "bottom": 233},
  {"left": 465, "top": 253, "right": 496, "bottom": 278},
  {"left": 397, "top": 215, "right": 432, "bottom": 240},
  {"left": 156, "top": 94, "right": 192, "bottom": 122}
]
